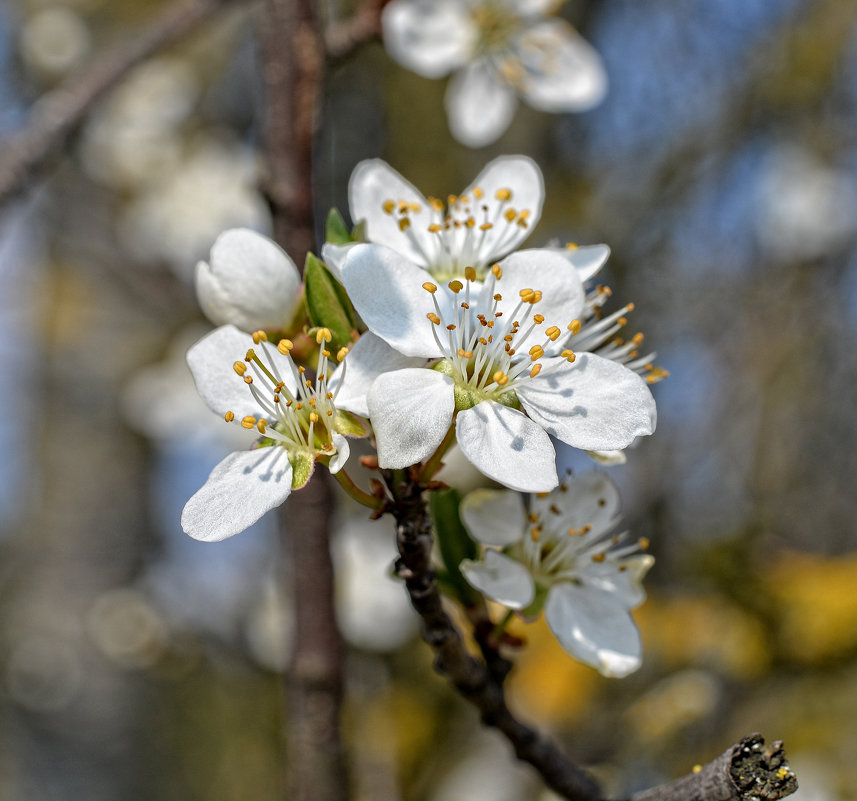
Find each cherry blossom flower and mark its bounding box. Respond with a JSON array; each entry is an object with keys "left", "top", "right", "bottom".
[
  {"left": 382, "top": 0, "right": 607, "bottom": 146},
  {"left": 181, "top": 325, "right": 351, "bottom": 542},
  {"left": 459, "top": 471, "right": 653, "bottom": 677},
  {"left": 322, "top": 155, "right": 610, "bottom": 284},
  {"left": 195, "top": 228, "right": 302, "bottom": 333},
  {"left": 335, "top": 244, "right": 656, "bottom": 492}
]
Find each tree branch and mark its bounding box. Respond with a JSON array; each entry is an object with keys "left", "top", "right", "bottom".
[
  {"left": 323, "top": 0, "right": 389, "bottom": 62},
  {"left": 0, "top": 0, "right": 248, "bottom": 210},
  {"left": 386, "top": 472, "right": 798, "bottom": 801}
]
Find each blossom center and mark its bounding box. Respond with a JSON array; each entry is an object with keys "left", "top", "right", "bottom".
[
  {"left": 471, "top": 2, "right": 520, "bottom": 53},
  {"left": 421, "top": 265, "right": 577, "bottom": 410},
  {"left": 224, "top": 329, "right": 347, "bottom": 459},
  {"left": 381, "top": 187, "right": 532, "bottom": 279}
]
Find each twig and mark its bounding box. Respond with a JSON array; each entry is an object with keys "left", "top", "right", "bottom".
[
  {"left": 386, "top": 471, "right": 798, "bottom": 801},
  {"left": 0, "top": 0, "right": 248, "bottom": 210},
  {"left": 324, "top": 0, "right": 389, "bottom": 62}
]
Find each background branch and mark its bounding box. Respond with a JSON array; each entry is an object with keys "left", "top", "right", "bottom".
[{"left": 0, "top": 0, "right": 248, "bottom": 210}]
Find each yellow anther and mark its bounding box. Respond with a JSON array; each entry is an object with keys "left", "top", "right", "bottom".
[
  {"left": 465, "top": 217, "right": 476, "bottom": 228},
  {"left": 244, "top": 375, "right": 253, "bottom": 384},
  {"left": 295, "top": 402, "right": 303, "bottom": 410},
  {"left": 241, "top": 416, "right": 257, "bottom": 429},
  {"left": 458, "top": 348, "right": 474, "bottom": 358},
  {"left": 591, "top": 553, "right": 606, "bottom": 563},
  {"left": 278, "top": 339, "right": 294, "bottom": 355},
  {"left": 305, "top": 379, "right": 313, "bottom": 388},
  {"left": 446, "top": 324, "right": 456, "bottom": 331},
  {"left": 447, "top": 194, "right": 457, "bottom": 206},
  {"left": 531, "top": 291, "right": 542, "bottom": 303},
  {"left": 336, "top": 347, "right": 349, "bottom": 362},
  {"left": 561, "top": 349, "right": 576, "bottom": 363},
  {"left": 233, "top": 361, "right": 247, "bottom": 376},
  {"left": 479, "top": 222, "right": 493, "bottom": 231},
  {"left": 315, "top": 328, "right": 332, "bottom": 344},
  {"left": 565, "top": 241, "right": 579, "bottom": 250},
  {"left": 627, "top": 302, "right": 636, "bottom": 311},
  {"left": 530, "top": 527, "right": 540, "bottom": 542},
  {"left": 519, "top": 209, "right": 530, "bottom": 220},
  {"left": 632, "top": 333, "right": 645, "bottom": 345},
  {"left": 530, "top": 364, "right": 542, "bottom": 378},
  {"left": 428, "top": 196, "right": 444, "bottom": 211},
  {"left": 326, "top": 409, "right": 333, "bottom": 416},
  {"left": 533, "top": 314, "right": 545, "bottom": 324},
  {"left": 491, "top": 264, "right": 502, "bottom": 279},
  {"left": 382, "top": 199, "right": 396, "bottom": 214},
  {"left": 493, "top": 293, "right": 502, "bottom": 301},
  {"left": 598, "top": 497, "right": 607, "bottom": 506},
  {"left": 257, "top": 419, "right": 268, "bottom": 434},
  {"left": 427, "top": 313, "right": 441, "bottom": 325},
  {"left": 225, "top": 411, "right": 235, "bottom": 422},
  {"left": 422, "top": 281, "right": 438, "bottom": 294},
  {"left": 519, "top": 288, "right": 534, "bottom": 300},
  {"left": 252, "top": 330, "right": 268, "bottom": 344},
  {"left": 495, "top": 188, "right": 512, "bottom": 202},
  {"left": 321, "top": 349, "right": 331, "bottom": 358},
  {"left": 568, "top": 319, "right": 581, "bottom": 335},
  {"left": 639, "top": 537, "right": 650, "bottom": 551},
  {"left": 618, "top": 317, "right": 628, "bottom": 327},
  {"left": 428, "top": 223, "right": 443, "bottom": 233},
  {"left": 503, "top": 208, "right": 517, "bottom": 223},
  {"left": 448, "top": 280, "right": 464, "bottom": 294},
  {"left": 529, "top": 346, "right": 545, "bottom": 361},
  {"left": 478, "top": 337, "right": 488, "bottom": 345},
  {"left": 473, "top": 186, "right": 484, "bottom": 199},
  {"left": 545, "top": 326, "right": 561, "bottom": 341},
  {"left": 310, "top": 412, "right": 319, "bottom": 423},
  {"left": 528, "top": 513, "right": 539, "bottom": 523},
  {"left": 493, "top": 370, "right": 509, "bottom": 386},
  {"left": 407, "top": 202, "right": 421, "bottom": 212},
  {"left": 464, "top": 266, "right": 476, "bottom": 281},
  {"left": 398, "top": 218, "right": 411, "bottom": 231},
  {"left": 549, "top": 504, "right": 561, "bottom": 515},
  {"left": 535, "top": 491, "right": 550, "bottom": 498}
]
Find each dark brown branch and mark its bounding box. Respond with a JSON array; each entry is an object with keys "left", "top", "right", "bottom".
[
  {"left": 387, "top": 472, "right": 798, "bottom": 801},
  {"left": 0, "top": 0, "right": 248, "bottom": 210},
  {"left": 629, "top": 734, "right": 797, "bottom": 801},
  {"left": 324, "top": 0, "right": 389, "bottom": 61}
]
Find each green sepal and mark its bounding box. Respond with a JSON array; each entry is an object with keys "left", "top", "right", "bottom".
[
  {"left": 429, "top": 488, "right": 480, "bottom": 607},
  {"left": 350, "top": 219, "right": 367, "bottom": 242},
  {"left": 289, "top": 450, "right": 315, "bottom": 490},
  {"left": 325, "top": 208, "right": 352, "bottom": 246},
  {"left": 333, "top": 409, "right": 370, "bottom": 438},
  {"left": 304, "top": 252, "right": 359, "bottom": 352}
]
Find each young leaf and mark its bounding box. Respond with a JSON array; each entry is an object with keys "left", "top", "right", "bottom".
[
  {"left": 429, "top": 488, "right": 480, "bottom": 607},
  {"left": 304, "top": 252, "right": 358, "bottom": 351},
  {"left": 325, "top": 208, "right": 352, "bottom": 245}
]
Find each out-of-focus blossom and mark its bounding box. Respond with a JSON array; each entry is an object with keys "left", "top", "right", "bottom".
[
  {"left": 181, "top": 326, "right": 351, "bottom": 542},
  {"left": 195, "top": 229, "right": 302, "bottom": 333},
  {"left": 382, "top": 0, "right": 607, "bottom": 146},
  {"left": 336, "top": 247, "right": 656, "bottom": 491},
  {"left": 459, "top": 472, "right": 653, "bottom": 677},
  {"left": 19, "top": 7, "right": 91, "bottom": 79}
]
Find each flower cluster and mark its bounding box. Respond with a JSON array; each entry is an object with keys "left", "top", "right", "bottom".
[{"left": 180, "top": 155, "right": 662, "bottom": 675}]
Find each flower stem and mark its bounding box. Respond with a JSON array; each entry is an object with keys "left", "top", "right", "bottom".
[
  {"left": 419, "top": 423, "right": 457, "bottom": 482},
  {"left": 333, "top": 467, "right": 383, "bottom": 510},
  {"left": 491, "top": 608, "right": 516, "bottom": 642}
]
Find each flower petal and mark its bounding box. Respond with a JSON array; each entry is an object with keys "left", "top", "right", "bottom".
[
  {"left": 186, "top": 325, "right": 298, "bottom": 418},
  {"left": 319, "top": 241, "right": 355, "bottom": 283},
  {"left": 515, "top": 21, "right": 607, "bottom": 112},
  {"left": 195, "top": 228, "right": 300, "bottom": 332},
  {"left": 546, "top": 243, "right": 610, "bottom": 283},
  {"left": 367, "top": 368, "right": 455, "bottom": 468},
  {"left": 460, "top": 488, "right": 526, "bottom": 546},
  {"left": 341, "top": 244, "right": 445, "bottom": 357},
  {"left": 461, "top": 155, "right": 544, "bottom": 259},
  {"left": 461, "top": 550, "right": 535, "bottom": 608},
  {"left": 585, "top": 554, "right": 654, "bottom": 609},
  {"left": 348, "top": 160, "right": 436, "bottom": 268},
  {"left": 328, "top": 433, "right": 350, "bottom": 474},
  {"left": 545, "top": 582, "right": 642, "bottom": 677},
  {"left": 518, "top": 353, "right": 657, "bottom": 451},
  {"left": 330, "top": 331, "right": 425, "bottom": 418},
  {"left": 382, "top": 0, "right": 475, "bottom": 78},
  {"left": 532, "top": 470, "right": 622, "bottom": 538},
  {"left": 181, "top": 447, "right": 292, "bottom": 542},
  {"left": 456, "top": 401, "right": 558, "bottom": 492},
  {"left": 445, "top": 59, "right": 518, "bottom": 148}
]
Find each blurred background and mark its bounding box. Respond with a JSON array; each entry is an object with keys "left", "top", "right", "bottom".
[{"left": 1, "top": 0, "right": 856, "bottom": 798}]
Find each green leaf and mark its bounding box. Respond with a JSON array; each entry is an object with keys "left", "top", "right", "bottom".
[
  {"left": 429, "top": 488, "right": 480, "bottom": 606},
  {"left": 350, "top": 219, "right": 367, "bottom": 243},
  {"left": 304, "top": 252, "right": 358, "bottom": 352},
  {"left": 333, "top": 409, "right": 369, "bottom": 438},
  {"left": 289, "top": 450, "right": 315, "bottom": 490},
  {"left": 325, "top": 208, "right": 352, "bottom": 246}
]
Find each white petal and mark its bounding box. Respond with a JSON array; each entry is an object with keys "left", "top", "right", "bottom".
[
  {"left": 534, "top": 471, "right": 622, "bottom": 538},
  {"left": 510, "top": 0, "right": 562, "bottom": 15},
  {"left": 445, "top": 59, "right": 518, "bottom": 148},
  {"left": 461, "top": 155, "right": 544, "bottom": 260},
  {"left": 348, "top": 160, "right": 435, "bottom": 268},
  {"left": 186, "top": 325, "right": 298, "bottom": 418},
  {"left": 546, "top": 243, "right": 610, "bottom": 283},
  {"left": 460, "top": 488, "right": 525, "bottom": 546},
  {"left": 545, "top": 583, "right": 642, "bottom": 677},
  {"left": 461, "top": 550, "right": 535, "bottom": 608},
  {"left": 587, "top": 448, "right": 626, "bottom": 465},
  {"left": 585, "top": 554, "right": 654, "bottom": 609},
  {"left": 328, "top": 433, "right": 350, "bottom": 474},
  {"left": 456, "top": 401, "right": 558, "bottom": 492},
  {"left": 195, "top": 228, "right": 301, "bottom": 332},
  {"left": 382, "top": 0, "right": 475, "bottom": 78},
  {"left": 341, "top": 244, "right": 444, "bottom": 358},
  {"left": 181, "top": 447, "right": 292, "bottom": 542},
  {"left": 518, "top": 353, "right": 657, "bottom": 451},
  {"left": 330, "top": 332, "right": 425, "bottom": 418},
  {"left": 367, "top": 368, "right": 455, "bottom": 469},
  {"left": 515, "top": 21, "right": 607, "bottom": 112},
  {"left": 320, "top": 241, "right": 355, "bottom": 283},
  {"left": 492, "top": 249, "right": 586, "bottom": 352}
]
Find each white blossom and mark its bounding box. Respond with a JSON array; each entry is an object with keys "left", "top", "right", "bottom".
[
  {"left": 459, "top": 472, "right": 653, "bottom": 677},
  {"left": 382, "top": 0, "right": 607, "bottom": 147}
]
